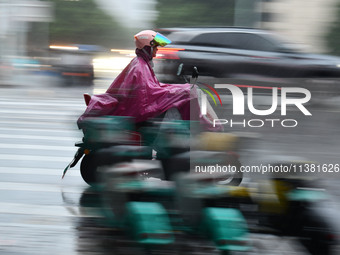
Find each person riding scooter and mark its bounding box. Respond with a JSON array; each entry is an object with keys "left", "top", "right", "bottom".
[{"left": 77, "top": 30, "right": 221, "bottom": 131}]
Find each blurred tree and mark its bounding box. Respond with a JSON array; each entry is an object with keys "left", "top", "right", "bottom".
[
  {"left": 155, "top": 0, "right": 235, "bottom": 27},
  {"left": 44, "top": 0, "right": 131, "bottom": 48},
  {"left": 326, "top": 1, "right": 340, "bottom": 55}
]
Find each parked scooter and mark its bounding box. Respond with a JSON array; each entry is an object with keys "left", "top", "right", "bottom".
[
  {"left": 97, "top": 161, "right": 251, "bottom": 254},
  {"left": 255, "top": 161, "right": 340, "bottom": 255}
]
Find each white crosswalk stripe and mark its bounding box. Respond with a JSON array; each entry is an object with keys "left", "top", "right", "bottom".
[
  {"left": 0, "top": 93, "right": 95, "bottom": 220},
  {"left": 0, "top": 90, "right": 112, "bottom": 254}
]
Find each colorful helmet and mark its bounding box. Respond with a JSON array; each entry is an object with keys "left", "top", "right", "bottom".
[{"left": 134, "top": 30, "right": 171, "bottom": 49}]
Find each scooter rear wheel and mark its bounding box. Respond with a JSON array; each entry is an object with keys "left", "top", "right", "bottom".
[{"left": 80, "top": 154, "right": 98, "bottom": 186}]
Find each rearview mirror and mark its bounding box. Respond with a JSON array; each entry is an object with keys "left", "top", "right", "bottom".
[{"left": 177, "top": 63, "right": 184, "bottom": 76}]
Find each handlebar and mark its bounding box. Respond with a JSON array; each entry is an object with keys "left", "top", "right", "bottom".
[{"left": 176, "top": 63, "right": 199, "bottom": 85}]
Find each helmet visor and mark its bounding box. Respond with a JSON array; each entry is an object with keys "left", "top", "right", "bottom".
[{"left": 153, "top": 33, "right": 171, "bottom": 47}]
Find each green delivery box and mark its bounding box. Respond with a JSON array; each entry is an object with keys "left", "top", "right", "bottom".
[{"left": 125, "top": 202, "right": 174, "bottom": 245}]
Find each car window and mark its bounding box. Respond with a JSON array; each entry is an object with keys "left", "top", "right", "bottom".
[
  {"left": 190, "top": 33, "right": 235, "bottom": 48},
  {"left": 234, "top": 33, "right": 277, "bottom": 52},
  {"left": 190, "top": 32, "right": 277, "bottom": 52}
]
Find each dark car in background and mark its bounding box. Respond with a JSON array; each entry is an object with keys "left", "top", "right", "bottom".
[
  {"left": 49, "top": 44, "right": 102, "bottom": 86},
  {"left": 154, "top": 27, "right": 340, "bottom": 92}
]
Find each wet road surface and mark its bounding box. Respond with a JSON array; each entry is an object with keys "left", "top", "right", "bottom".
[{"left": 1, "top": 74, "right": 340, "bottom": 254}]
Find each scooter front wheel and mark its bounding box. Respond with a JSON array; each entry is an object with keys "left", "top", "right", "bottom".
[{"left": 80, "top": 154, "right": 98, "bottom": 186}]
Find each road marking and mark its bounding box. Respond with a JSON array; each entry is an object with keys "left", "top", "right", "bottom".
[
  {"left": 0, "top": 134, "right": 76, "bottom": 141},
  {"left": 0, "top": 144, "right": 78, "bottom": 151},
  {"left": 0, "top": 109, "right": 80, "bottom": 116},
  {"left": 0, "top": 127, "right": 78, "bottom": 135},
  {"left": 0, "top": 154, "right": 73, "bottom": 162},
  {"left": 0, "top": 119, "right": 77, "bottom": 127},
  {"left": 0, "top": 182, "right": 84, "bottom": 193},
  {"left": 0, "top": 202, "right": 101, "bottom": 218},
  {"left": 0, "top": 98, "right": 84, "bottom": 106},
  {"left": 0, "top": 167, "right": 80, "bottom": 176}
]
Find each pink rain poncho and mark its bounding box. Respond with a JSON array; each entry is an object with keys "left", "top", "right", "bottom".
[{"left": 78, "top": 48, "right": 220, "bottom": 131}]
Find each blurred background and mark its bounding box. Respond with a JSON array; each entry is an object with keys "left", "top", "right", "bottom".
[
  {"left": 1, "top": 0, "right": 340, "bottom": 86},
  {"left": 1, "top": 1, "right": 340, "bottom": 255}
]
